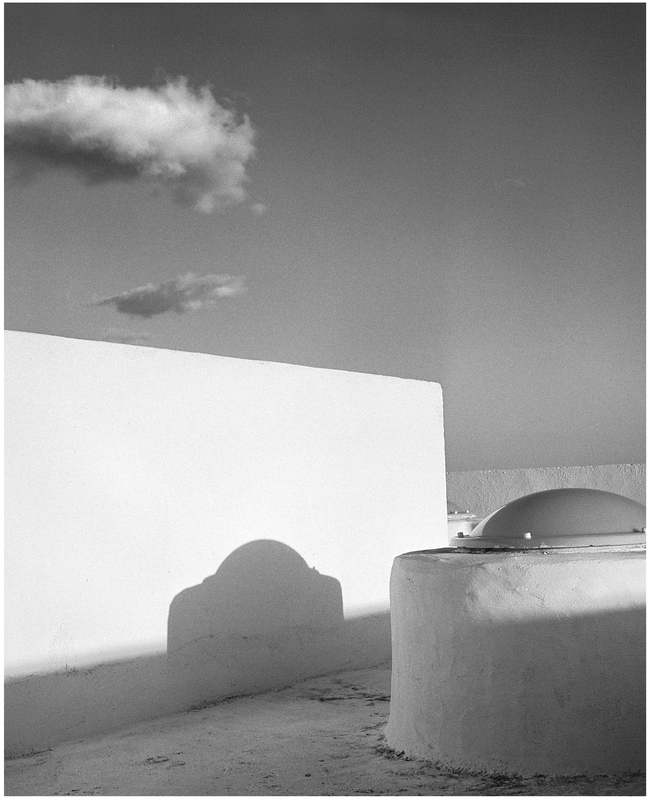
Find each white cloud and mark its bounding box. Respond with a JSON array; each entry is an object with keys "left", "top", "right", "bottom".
[{"left": 5, "top": 76, "right": 256, "bottom": 213}]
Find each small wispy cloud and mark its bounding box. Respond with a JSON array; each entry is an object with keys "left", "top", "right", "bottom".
[
  {"left": 4, "top": 76, "right": 256, "bottom": 213},
  {"left": 102, "top": 329, "right": 151, "bottom": 345},
  {"left": 91, "top": 273, "right": 246, "bottom": 318}
]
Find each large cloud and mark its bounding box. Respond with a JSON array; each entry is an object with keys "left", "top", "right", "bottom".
[
  {"left": 4, "top": 76, "right": 256, "bottom": 213},
  {"left": 92, "top": 273, "right": 245, "bottom": 318}
]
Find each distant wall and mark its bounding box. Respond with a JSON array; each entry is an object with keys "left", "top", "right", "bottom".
[
  {"left": 5, "top": 331, "right": 447, "bottom": 756},
  {"left": 446, "top": 464, "right": 645, "bottom": 520}
]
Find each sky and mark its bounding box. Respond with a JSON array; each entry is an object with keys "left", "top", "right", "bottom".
[{"left": 4, "top": 3, "right": 645, "bottom": 471}]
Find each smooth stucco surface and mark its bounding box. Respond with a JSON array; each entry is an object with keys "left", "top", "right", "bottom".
[
  {"left": 446, "top": 464, "right": 646, "bottom": 520},
  {"left": 5, "top": 331, "right": 446, "bottom": 755},
  {"left": 386, "top": 548, "right": 646, "bottom": 776}
]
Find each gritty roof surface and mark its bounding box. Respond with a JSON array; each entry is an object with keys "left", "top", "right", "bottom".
[{"left": 4, "top": 664, "right": 645, "bottom": 796}]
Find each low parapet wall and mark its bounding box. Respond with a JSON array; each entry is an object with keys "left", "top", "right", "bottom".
[
  {"left": 5, "top": 610, "right": 392, "bottom": 759},
  {"left": 446, "top": 464, "right": 645, "bottom": 520}
]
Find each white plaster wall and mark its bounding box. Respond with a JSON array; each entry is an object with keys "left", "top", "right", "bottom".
[
  {"left": 446, "top": 464, "right": 645, "bottom": 520},
  {"left": 5, "top": 331, "right": 446, "bottom": 754},
  {"left": 387, "top": 548, "right": 646, "bottom": 776}
]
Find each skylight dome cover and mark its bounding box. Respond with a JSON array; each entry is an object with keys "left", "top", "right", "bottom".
[{"left": 450, "top": 488, "right": 646, "bottom": 549}]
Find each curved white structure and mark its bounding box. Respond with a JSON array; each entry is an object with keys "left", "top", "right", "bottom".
[{"left": 387, "top": 491, "right": 646, "bottom": 776}]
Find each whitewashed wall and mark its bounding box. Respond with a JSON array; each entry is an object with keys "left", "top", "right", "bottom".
[
  {"left": 387, "top": 547, "right": 646, "bottom": 775},
  {"left": 5, "top": 331, "right": 447, "bottom": 755}
]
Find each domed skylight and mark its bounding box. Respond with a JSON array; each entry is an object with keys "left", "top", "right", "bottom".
[{"left": 450, "top": 488, "right": 646, "bottom": 549}]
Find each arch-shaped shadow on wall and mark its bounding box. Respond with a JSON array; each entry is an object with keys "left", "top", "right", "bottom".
[
  {"left": 167, "top": 540, "right": 361, "bottom": 707},
  {"left": 168, "top": 539, "right": 344, "bottom": 651},
  {"left": 5, "top": 542, "right": 391, "bottom": 756}
]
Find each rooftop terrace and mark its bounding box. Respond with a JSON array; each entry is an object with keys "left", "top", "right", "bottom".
[{"left": 5, "top": 663, "right": 645, "bottom": 797}]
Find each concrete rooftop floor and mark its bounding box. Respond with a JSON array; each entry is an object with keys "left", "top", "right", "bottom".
[{"left": 4, "top": 663, "right": 645, "bottom": 796}]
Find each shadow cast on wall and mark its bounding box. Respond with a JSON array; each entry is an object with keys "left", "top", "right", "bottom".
[
  {"left": 166, "top": 540, "right": 391, "bottom": 709},
  {"left": 169, "top": 539, "right": 344, "bottom": 651},
  {"left": 5, "top": 540, "right": 391, "bottom": 757}
]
